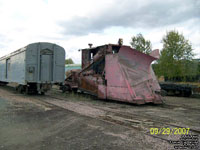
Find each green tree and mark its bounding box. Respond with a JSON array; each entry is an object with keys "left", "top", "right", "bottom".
[
  {"left": 130, "top": 33, "right": 152, "bottom": 54},
  {"left": 65, "top": 58, "right": 74, "bottom": 64},
  {"left": 158, "top": 30, "right": 194, "bottom": 80}
]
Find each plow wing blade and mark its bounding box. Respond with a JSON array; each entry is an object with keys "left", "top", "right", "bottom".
[{"left": 104, "top": 46, "right": 163, "bottom": 104}]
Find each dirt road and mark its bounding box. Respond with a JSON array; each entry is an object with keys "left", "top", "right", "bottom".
[{"left": 0, "top": 86, "right": 199, "bottom": 150}]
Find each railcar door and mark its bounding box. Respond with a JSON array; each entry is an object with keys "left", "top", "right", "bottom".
[
  {"left": 40, "top": 50, "right": 53, "bottom": 82},
  {"left": 5, "top": 58, "right": 11, "bottom": 79}
]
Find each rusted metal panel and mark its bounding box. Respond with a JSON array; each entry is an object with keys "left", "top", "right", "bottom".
[
  {"left": 79, "top": 76, "right": 98, "bottom": 95},
  {"left": 98, "top": 85, "right": 106, "bottom": 99},
  {"left": 105, "top": 54, "right": 126, "bottom": 87},
  {"left": 82, "top": 50, "right": 90, "bottom": 69},
  {"left": 105, "top": 46, "right": 162, "bottom": 104}
]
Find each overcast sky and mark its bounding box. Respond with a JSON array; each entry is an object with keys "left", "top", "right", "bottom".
[{"left": 0, "top": 0, "right": 199, "bottom": 63}]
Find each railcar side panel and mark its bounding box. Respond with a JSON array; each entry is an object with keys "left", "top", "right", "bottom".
[
  {"left": 0, "top": 60, "right": 6, "bottom": 81},
  {"left": 0, "top": 51, "right": 26, "bottom": 84},
  {"left": 25, "top": 44, "right": 38, "bottom": 82}
]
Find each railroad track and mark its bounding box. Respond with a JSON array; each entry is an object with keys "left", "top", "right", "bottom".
[
  {"left": 47, "top": 94, "right": 200, "bottom": 131},
  {"left": 32, "top": 95, "right": 171, "bottom": 142},
  {"left": 1, "top": 86, "right": 200, "bottom": 143},
  {"left": 160, "top": 103, "right": 200, "bottom": 112},
  {"left": 32, "top": 94, "right": 200, "bottom": 143}
]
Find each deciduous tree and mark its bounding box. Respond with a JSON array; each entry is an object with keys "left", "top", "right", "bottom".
[
  {"left": 65, "top": 58, "right": 74, "bottom": 64},
  {"left": 158, "top": 30, "right": 194, "bottom": 80},
  {"left": 130, "top": 33, "right": 152, "bottom": 54}
]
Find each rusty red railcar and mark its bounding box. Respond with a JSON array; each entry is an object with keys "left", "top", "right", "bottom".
[
  {"left": 60, "top": 69, "right": 81, "bottom": 92},
  {"left": 64, "top": 44, "right": 163, "bottom": 104}
]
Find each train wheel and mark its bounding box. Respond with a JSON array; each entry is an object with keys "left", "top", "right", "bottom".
[
  {"left": 17, "top": 85, "right": 23, "bottom": 93},
  {"left": 72, "top": 88, "right": 78, "bottom": 93},
  {"left": 184, "top": 91, "right": 192, "bottom": 97},
  {"left": 15, "top": 86, "right": 18, "bottom": 91},
  {"left": 25, "top": 86, "right": 29, "bottom": 95},
  {"left": 61, "top": 86, "right": 66, "bottom": 93},
  {"left": 61, "top": 85, "right": 71, "bottom": 93}
]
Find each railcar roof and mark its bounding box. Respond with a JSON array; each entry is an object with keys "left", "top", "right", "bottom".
[
  {"left": 0, "top": 42, "right": 57, "bottom": 60},
  {"left": 0, "top": 46, "right": 27, "bottom": 60},
  {"left": 81, "top": 44, "right": 129, "bottom": 51}
]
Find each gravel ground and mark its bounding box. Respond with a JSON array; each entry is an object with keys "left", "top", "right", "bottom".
[{"left": 0, "top": 85, "right": 199, "bottom": 150}]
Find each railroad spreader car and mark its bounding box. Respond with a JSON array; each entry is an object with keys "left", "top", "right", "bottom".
[{"left": 62, "top": 43, "right": 163, "bottom": 104}]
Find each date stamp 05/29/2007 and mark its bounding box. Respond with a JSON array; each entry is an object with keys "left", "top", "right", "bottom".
[{"left": 150, "top": 128, "right": 199, "bottom": 149}]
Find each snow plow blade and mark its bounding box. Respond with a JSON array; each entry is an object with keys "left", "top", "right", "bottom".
[{"left": 104, "top": 46, "right": 163, "bottom": 104}]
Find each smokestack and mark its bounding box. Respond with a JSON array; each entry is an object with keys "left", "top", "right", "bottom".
[
  {"left": 88, "top": 43, "right": 93, "bottom": 48},
  {"left": 118, "top": 38, "right": 123, "bottom": 46}
]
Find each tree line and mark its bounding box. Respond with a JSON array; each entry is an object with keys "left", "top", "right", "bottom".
[
  {"left": 65, "top": 30, "right": 199, "bottom": 82},
  {"left": 130, "top": 30, "right": 200, "bottom": 82}
]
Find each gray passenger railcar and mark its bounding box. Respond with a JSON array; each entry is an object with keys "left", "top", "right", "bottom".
[{"left": 0, "top": 42, "right": 65, "bottom": 94}]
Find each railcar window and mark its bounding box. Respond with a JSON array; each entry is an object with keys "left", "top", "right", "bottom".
[
  {"left": 112, "top": 46, "right": 120, "bottom": 54},
  {"left": 90, "top": 53, "right": 93, "bottom": 60}
]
